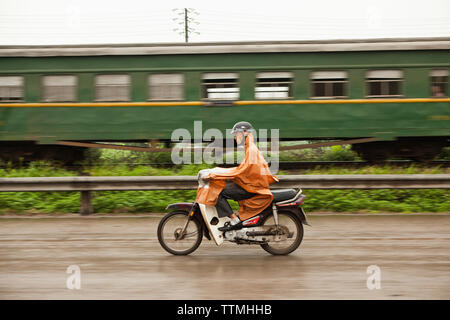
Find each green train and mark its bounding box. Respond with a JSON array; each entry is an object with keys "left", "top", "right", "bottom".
[{"left": 0, "top": 37, "right": 449, "bottom": 163}]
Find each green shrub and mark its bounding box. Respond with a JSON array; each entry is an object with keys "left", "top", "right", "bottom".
[
  {"left": 436, "top": 147, "right": 450, "bottom": 160},
  {"left": 0, "top": 161, "right": 448, "bottom": 214}
]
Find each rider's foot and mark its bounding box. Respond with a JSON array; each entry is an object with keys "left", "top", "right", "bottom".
[
  {"left": 230, "top": 217, "right": 240, "bottom": 225},
  {"left": 218, "top": 218, "right": 242, "bottom": 232}
]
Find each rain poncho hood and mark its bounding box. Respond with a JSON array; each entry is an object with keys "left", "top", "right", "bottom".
[{"left": 195, "top": 132, "right": 278, "bottom": 220}]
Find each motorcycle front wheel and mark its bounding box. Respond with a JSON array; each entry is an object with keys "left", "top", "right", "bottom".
[
  {"left": 260, "top": 210, "right": 304, "bottom": 255},
  {"left": 157, "top": 211, "right": 203, "bottom": 255}
]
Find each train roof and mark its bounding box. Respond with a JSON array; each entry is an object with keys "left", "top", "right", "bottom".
[{"left": 1, "top": 37, "right": 450, "bottom": 57}]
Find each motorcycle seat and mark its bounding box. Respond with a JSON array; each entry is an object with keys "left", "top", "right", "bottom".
[{"left": 271, "top": 189, "right": 297, "bottom": 202}]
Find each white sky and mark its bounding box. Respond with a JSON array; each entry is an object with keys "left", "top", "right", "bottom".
[{"left": 0, "top": 0, "right": 449, "bottom": 45}]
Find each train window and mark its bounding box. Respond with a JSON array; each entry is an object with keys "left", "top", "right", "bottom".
[
  {"left": 202, "top": 73, "right": 239, "bottom": 100},
  {"left": 430, "top": 69, "right": 448, "bottom": 97},
  {"left": 0, "top": 76, "right": 23, "bottom": 102},
  {"left": 148, "top": 74, "right": 184, "bottom": 100},
  {"left": 255, "top": 72, "right": 293, "bottom": 99},
  {"left": 310, "top": 71, "right": 347, "bottom": 99},
  {"left": 366, "top": 70, "right": 403, "bottom": 98},
  {"left": 42, "top": 75, "right": 77, "bottom": 102},
  {"left": 95, "top": 74, "right": 130, "bottom": 102}
]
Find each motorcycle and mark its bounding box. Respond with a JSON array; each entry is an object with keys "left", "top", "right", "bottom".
[{"left": 157, "top": 168, "right": 310, "bottom": 255}]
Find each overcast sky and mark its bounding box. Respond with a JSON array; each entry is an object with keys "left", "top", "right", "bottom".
[{"left": 0, "top": 0, "right": 449, "bottom": 45}]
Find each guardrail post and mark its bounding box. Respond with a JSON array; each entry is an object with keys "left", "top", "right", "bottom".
[{"left": 80, "top": 191, "right": 93, "bottom": 215}]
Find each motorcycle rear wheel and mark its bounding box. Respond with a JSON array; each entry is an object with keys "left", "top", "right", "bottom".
[
  {"left": 157, "top": 211, "right": 203, "bottom": 255},
  {"left": 260, "top": 210, "right": 304, "bottom": 255}
]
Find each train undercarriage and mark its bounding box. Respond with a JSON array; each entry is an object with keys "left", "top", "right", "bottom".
[
  {"left": 0, "top": 141, "right": 88, "bottom": 165},
  {"left": 0, "top": 137, "right": 448, "bottom": 165},
  {"left": 351, "top": 137, "right": 448, "bottom": 162}
]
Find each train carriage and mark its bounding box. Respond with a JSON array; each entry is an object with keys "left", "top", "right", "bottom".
[{"left": 0, "top": 37, "right": 449, "bottom": 163}]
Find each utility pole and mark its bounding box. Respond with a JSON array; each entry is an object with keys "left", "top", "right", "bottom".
[
  {"left": 173, "top": 8, "right": 200, "bottom": 43},
  {"left": 184, "top": 8, "right": 188, "bottom": 43}
]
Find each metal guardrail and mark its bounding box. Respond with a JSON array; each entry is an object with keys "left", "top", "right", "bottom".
[
  {"left": 0, "top": 174, "right": 449, "bottom": 215},
  {"left": 1, "top": 174, "right": 449, "bottom": 191}
]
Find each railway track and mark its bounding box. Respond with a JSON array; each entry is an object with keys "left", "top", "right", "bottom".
[
  {"left": 2, "top": 160, "right": 449, "bottom": 171},
  {"left": 270, "top": 160, "right": 450, "bottom": 170},
  {"left": 206, "top": 160, "right": 450, "bottom": 170}
]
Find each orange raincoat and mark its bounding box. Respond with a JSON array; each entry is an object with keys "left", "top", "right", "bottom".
[{"left": 195, "top": 132, "right": 278, "bottom": 220}]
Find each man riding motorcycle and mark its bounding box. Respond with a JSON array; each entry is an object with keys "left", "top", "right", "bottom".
[
  {"left": 158, "top": 121, "right": 308, "bottom": 255},
  {"left": 195, "top": 121, "right": 279, "bottom": 232}
]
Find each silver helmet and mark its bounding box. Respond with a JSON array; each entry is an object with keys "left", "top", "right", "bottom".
[{"left": 230, "top": 121, "right": 253, "bottom": 135}]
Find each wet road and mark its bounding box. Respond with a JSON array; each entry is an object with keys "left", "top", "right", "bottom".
[{"left": 0, "top": 214, "right": 449, "bottom": 299}]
